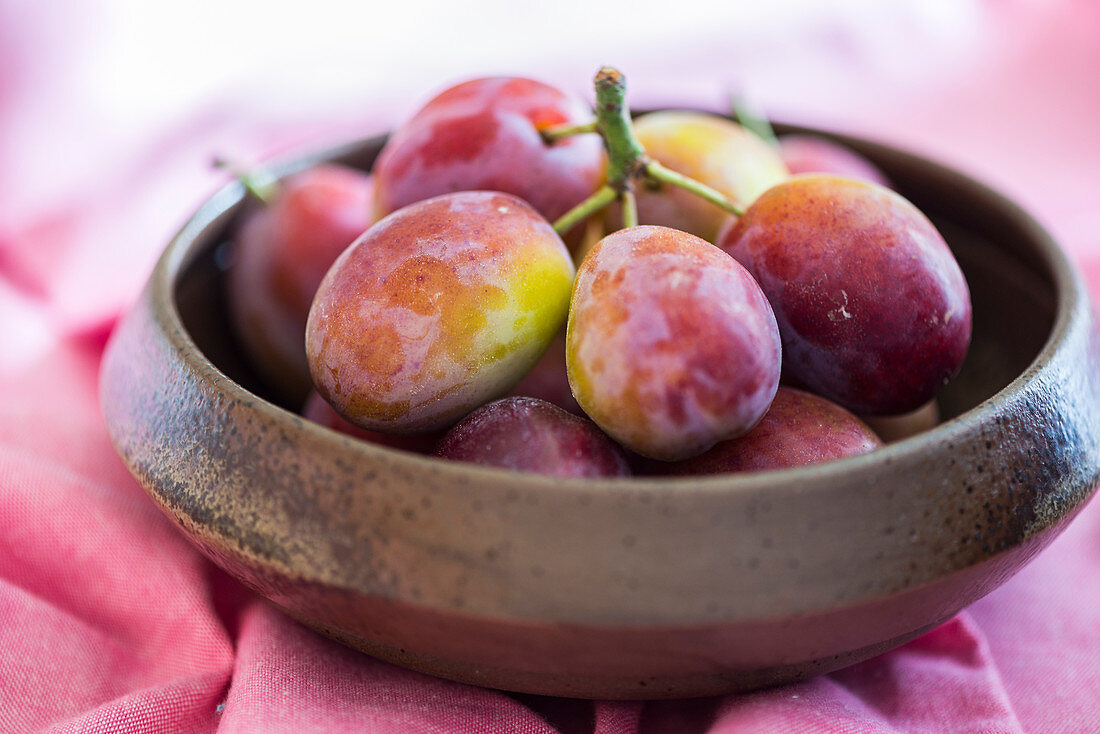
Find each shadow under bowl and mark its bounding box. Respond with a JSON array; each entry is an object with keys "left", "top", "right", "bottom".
[{"left": 100, "top": 123, "right": 1100, "bottom": 699}]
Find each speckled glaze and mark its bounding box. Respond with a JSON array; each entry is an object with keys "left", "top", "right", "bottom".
[{"left": 100, "top": 123, "right": 1100, "bottom": 699}]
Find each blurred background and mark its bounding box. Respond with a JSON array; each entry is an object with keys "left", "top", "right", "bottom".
[
  {"left": 2, "top": 3, "right": 1099, "bottom": 730},
  {"left": 1, "top": 0, "right": 1096, "bottom": 365}
]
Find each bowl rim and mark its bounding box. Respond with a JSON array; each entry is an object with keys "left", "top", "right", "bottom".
[{"left": 154, "top": 124, "right": 1083, "bottom": 499}]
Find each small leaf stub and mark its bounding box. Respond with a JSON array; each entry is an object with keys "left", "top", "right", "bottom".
[{"left": 595, "top": 66, "right": 625, "bottom": 88}]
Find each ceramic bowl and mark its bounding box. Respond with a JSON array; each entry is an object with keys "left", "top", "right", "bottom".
[{"left": 100, "top": 123, "right": 1100, "bottom": 699}]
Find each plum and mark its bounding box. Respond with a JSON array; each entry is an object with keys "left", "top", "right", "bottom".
[
  {"left": 434, "top": 397, "right": 631, "bottom": 478},
  {"left": 567, "top": 225, "right": 781, "bottom": 461},
  {"left": 717, "top": 175, "right": 971, "bottom": 415},
  {"left": 657, "top": 387, "right": 882, "bottom": 475},
  {"left": 372, "top": 77, "right": 605, "bottom": 245},
  {"left": 306, "top": 191, "right": 575, "bottom": 433},
  {"left": 778, "top": 134, "right": 891, "bottom": 187},
  {"left": 301, "top": 390, "right": 440, "bottom": 453},
  {"left": 507, "top": 327, "right": 582, "bottom": 415},
  {"left": 629, "top": 111, "right": 788, "bottom": 241},
  {"left": 227, "top": 164, "right": 373, "bottom": 400}
]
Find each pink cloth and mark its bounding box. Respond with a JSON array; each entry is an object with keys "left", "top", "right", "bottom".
[{"left": 3, "top": 1, "right": 1099, "bottom": 731}]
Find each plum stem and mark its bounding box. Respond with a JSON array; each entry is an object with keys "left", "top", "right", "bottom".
[
  {"left": 645, "top": 161, "right": 744, "bottom": 218},
  {"left": 541, "top": 120, "right": 598, "bottom": 143},
  {"left": 731, "top": 92, "right": 779, "bottom": 147},
  {"left": 620, "top": 190, "right": 638, "bottom": 228},
  {"left": 592, "top": 67, "right": 649, "bottom": 189},
  {"left": 552, "top": 67, "right": 749, "bottom": 233},
  {"left": 212, "top": 156, "right": 279, "bottom": 205},
  {"left": 553, "top": 184, "right": 617, "bottom": 236}
]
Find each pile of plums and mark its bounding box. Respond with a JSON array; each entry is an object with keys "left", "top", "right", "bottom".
[{"left": 226, "top": 70, "right": 971, "bottom": 480}]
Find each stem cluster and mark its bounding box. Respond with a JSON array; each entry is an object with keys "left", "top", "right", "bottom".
[{"left": 547, "top": 67, "right": 743, "bottom": 236}]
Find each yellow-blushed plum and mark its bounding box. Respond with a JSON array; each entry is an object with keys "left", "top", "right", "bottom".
[
  {"left": 630, "top": 111, "right": 788, "bottom": 241},
  {"left": 306, "top": 191, "right": 575, "bottom": 433}
]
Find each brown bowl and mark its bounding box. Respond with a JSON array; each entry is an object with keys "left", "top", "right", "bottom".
[{"left": 100, "top": 123, "right": 1100, "bottom": 699}]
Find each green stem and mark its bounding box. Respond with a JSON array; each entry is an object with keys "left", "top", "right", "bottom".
[
  {"left": 620, "top": 190, "right": 638, "bottom": 229},
  {"left": 541, "top": 120, "right": 598, "bottom": 143},
  {"left": 552, "top": 67, "right": 750, "bottom": 234},
  {"left": 645, "top": 161, "right": 744, "bottom": 218},
  {"left": 212, "top": 156, "right": 279, "bottom": 205},
  {"left": 592, "top": 67, "right": 648, "bottom": 188},
  {"left": 731, "top": 93, "right": 779, "bottom": 148},
  {"left": 553, "top": 184, "right": 617, "bottom": 236}
]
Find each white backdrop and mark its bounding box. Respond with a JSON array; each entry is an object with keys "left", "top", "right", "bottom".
[{"left": 1, "top": 0, "right": 1095, "bottom": 366}]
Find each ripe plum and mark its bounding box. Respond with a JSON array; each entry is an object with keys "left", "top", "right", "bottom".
[
  {"left": 567, "top": 225, "right": 781, "bottom": 461},
  {"left": 373, "top": 77, "right": 605, "bottom": 245},
  {"left": 301, "top": 390, "right": 439, "bottom": 453},
  {"left": 630, "top": 111, "right": 788, "bottom": 241},
  {"left": 434, "top": 396, "right": 631, "bottom": 477},
  {"left": 306, "top": 191, "right": 575, "bottom": 433},
  {"left": 718, "top": 175, "right": 971, "bottom": 415},
  {"left": 778, "top": 134, "right": 890, "bottom": 186},
  {"left": 658, "top": 387, "right": 882, "bottom": 474},
  {"left": 228, "top": 164, "right": 373, "bottom": 399}
]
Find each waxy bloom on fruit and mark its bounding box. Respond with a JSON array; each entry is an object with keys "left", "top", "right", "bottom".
[
  {"left": 306, "top": 191, "right": 575, "bottom": 433},
  {"left": 567, "top": 225, "right": 782, "bottom": 461}
]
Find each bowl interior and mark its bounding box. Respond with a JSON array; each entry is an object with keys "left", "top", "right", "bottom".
[{"left": 175, "top": 129, "right": 1058, "bottom": 426}]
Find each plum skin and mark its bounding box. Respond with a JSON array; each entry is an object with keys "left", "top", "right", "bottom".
[
  {"left": 718, "top": 175, "right": 972, "bottom": 415},
  {"left": 301, "top": 390, "right": 440, "bottom": 454},
  {"left": 628, "top": 111, "right": 789, "bottom": 241},
  {"left": 372, "top": 77, "right": 605, "bottom": 245},
  {"left": 227, "top": 164, "right": 373, "bottom": 400},
  {"left": 567, "top": 225, "right": 782, "bottom": 461},
  {"left": 306, "top": 191, "right": 575, "bottom": 433},
  {"left": 434, "top": 397, "right": 631, "bottom": 478},
  {"left": 777, "top": 135, "right": 891, "bottom": 187},
  {"left": 656, "top": 387, "right": 882, "bottom": 475},
  {"left": 507, "top": 327, "right": 582, "bottom": 415}
]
